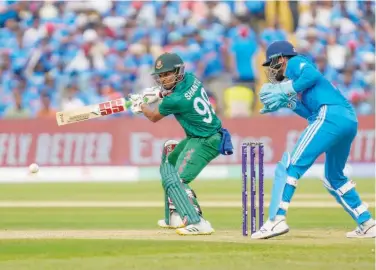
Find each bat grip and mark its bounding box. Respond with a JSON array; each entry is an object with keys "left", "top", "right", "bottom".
[{"left": 125, "top": 100, "right": 132, "bottom": 109}]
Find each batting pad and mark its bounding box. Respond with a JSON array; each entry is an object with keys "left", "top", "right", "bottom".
[
  {"left": 164, "top": 192, "right": 170, "bottom": 225},
  {"left": 160, "top": 163, "right": 201, "bottom": 225}
]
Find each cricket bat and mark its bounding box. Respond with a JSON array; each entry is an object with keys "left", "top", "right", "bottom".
[{"left": 56, "top": 98, "right": 132, "bottom": 126}]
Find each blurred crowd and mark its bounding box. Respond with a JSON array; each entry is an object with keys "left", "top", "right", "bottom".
[{"left": 0, "top": 0, "right": 374, "bottom": 119}]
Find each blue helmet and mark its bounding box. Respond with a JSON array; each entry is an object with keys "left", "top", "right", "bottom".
[{"left": 262, "top": 41, "right": 297, "bottom": 67}]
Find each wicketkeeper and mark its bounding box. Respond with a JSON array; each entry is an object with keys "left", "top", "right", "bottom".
[
  {"left": 128, "top": 53, "right": 233, "bottom": 235},
  {"left": 253, "top": 41, "right": 375, "bottom": 239}
]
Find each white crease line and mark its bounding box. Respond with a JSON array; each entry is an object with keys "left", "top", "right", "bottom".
[{"left": 0, "top": 201, "right": 374, "bottom": 208}]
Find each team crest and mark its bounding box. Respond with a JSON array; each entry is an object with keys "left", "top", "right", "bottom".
[{"left": 156, "top": 60, "right": 163, "bottom": 69}]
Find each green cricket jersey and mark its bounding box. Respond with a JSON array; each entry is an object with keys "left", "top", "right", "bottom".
[{"left": 158, "top": 73, "right": 222, "bottom": 138}]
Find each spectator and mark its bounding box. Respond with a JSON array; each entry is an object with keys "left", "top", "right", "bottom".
[
  {"left": 326, "top": 33, "right": 347, "bottom": 70},
  {"left": 66, "top": 29, "right": 108, "bottom": 72},
  {"left": 299, "top": 1, "right": 332, "bottom": 29},
  {"left": 0, "top": 1, "right": 373, "bottom": 118},
  {"left": 361, "top": 1, "right": 375, "bottom": 26},
  {"left": 125, "top": 43, "right": 154, "bottom": 92},
  {"left": 61, "top": 84, "right": 84, "bottom": 111},
  {"left": 196, "top": 31, "right": 226, "bottom": 102},
  {"left": 336, "top": 66, "right": 371, "bottom": 115},
  {"left": 22, "top": 16, "right": 41, "bottom": 48},
  {"left": 0, "top": 2, "right": 20, "bottom": 28},
  {"left": 360, "top": 52, "right": 375, "bottom": 91},
  {"left": 3, "top": 89, "right": 30, "bottom": 119},
  {"left": 350, "top": 30, "right": 375, "bottom": 63},
  {"left": 265, "top": 1, "right": 294, "bottom": 33},
  {"left": 103, "top": 5, "right": 127, "bottom": 30},
  {"left": 260, "top": 19, "right": 287, "bottom": 48},
  {"left": 295, "top": 39, "right": 313, "bottom": 61},
  {"left": 36, "top": 92, "right": 56, "bottom": 118},
  {"left": 229, "top": 25, "right": 259, "bottom": 91},
  {"left": 314, "top": 54, "right": 338, "bottom": 83},
  {"left": 207, "top": 1, "right": 232, "bottom": 26},
  {"left": 39, "top": 1, "right": 58, "bottom": 20},
  {"left": 100, "top": 83, "right": 121, "bottom": 101}
]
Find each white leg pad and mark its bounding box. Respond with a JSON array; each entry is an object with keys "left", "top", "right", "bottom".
[
  {"left": 321, "top": 178, "right": 356, "bottom": 197},
  {"left": 354, "top": 203, "right": 368, "bottom": 216},
  {"left": 321, "top": 177, "right": 369, "bottom": 219},
  {"left": 286, "top": 177, "right": 298, "bottom": 187},
  {"left": 336, "top": 180, "right": 356, "bottom": 196},
  {"left": 279, "top": 201, "right": 290, "bottom": 211}
]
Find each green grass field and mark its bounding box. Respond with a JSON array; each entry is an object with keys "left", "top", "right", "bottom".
[{"left": 0, "top": 178, "right": 374, "bottom": 270}]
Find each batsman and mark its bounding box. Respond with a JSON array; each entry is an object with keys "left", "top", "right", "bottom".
[{"left": 128, "top": 53, "right": 233, "bottom": 235}]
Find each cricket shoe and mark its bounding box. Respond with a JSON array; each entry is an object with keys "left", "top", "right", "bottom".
[
  {"left": 346, "top": 219, "right": 376, "bottom": 238},
  {"left": 157, "top": 212, "right": 184, "bottom": 229},
  {"left": 175, "top": 218, "right": 215, "bottom": 236},
  {"left": 251, "top": 215, "right": 289, "bottom": 239}
]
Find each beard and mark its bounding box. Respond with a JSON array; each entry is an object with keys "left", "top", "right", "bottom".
[
  {"left": 162, "top": 82, "right": 176, "bottom": 90},
  {"left": 275, "top": 73, "right": 285, "bottom": 82}
]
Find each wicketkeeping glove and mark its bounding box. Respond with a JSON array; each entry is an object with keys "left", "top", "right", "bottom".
[
  {"left": 259, "top": 81, "right": 297, "bottom": 110},
  {"left": 259, "top": 105, "right": 276, "bottom": 114},
  {"left": 259, "top": 83, "right": 275, "bottom": 98},
  {"left": 260, "top": 96, "right": 297, "bottom": 114}
]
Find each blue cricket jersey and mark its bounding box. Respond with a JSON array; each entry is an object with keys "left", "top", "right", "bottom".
[{"left": 285, "top": 55, "right": 354, "bottom": 114}]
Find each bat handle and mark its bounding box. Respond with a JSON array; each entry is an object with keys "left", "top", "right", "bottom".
[{"left": 125, "top": 100, "right": 132, "bottom": 109}]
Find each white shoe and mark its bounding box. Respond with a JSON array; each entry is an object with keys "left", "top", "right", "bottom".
[
  {"left": 346, "top": 219, "right": 376, "bottom": 238},
  {"left": 251, "top": 215, "right": 289, "bottom": 239},
  {"left": 157, "top": 219, "right": 181, "bottom": 229},
  {"left": 176, "top": 218, "right": 215, "bottom": 235},
  {"left": 157, "top": 212, "right": 184, "bottom": 229}
]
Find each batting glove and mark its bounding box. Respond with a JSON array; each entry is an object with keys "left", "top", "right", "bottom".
[
  {"left": 128, "top": 94, "right": 144, "bottom": 114},
  {"left": 142, "top": 86, "right": 172, "bottom": 105}
]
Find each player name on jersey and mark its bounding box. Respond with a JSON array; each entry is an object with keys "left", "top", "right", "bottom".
[{"left": 184, "top": 78, "right": 201, "bottom": 100}]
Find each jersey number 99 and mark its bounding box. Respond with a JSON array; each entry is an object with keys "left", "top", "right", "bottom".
[{"left": 193, "top": 88, "right": 215, "bottom": 124}]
